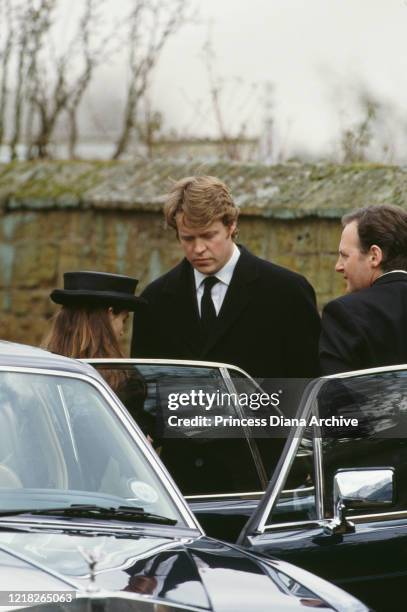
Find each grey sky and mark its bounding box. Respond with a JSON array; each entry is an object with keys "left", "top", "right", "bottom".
[{"left": 50, "top": 0, "right": 407, "bottom": 160}]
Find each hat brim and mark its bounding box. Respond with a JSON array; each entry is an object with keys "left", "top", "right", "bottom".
[{"left": 50, "top": 289, "right": 145, "bottom": 311}]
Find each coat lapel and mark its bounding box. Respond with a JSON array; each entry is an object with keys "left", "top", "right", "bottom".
[
  {"left": 163, "top": 259, "right": 203, "bottom": 355},
  {"left": 201, "top": 246, "right": 259, "bottom": 357}
]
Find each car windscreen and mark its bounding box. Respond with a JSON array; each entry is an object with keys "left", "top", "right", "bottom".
[{"left": 0, "top": 370, "right": 182, "bottom": 524}]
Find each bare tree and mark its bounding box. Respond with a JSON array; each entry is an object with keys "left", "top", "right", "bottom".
[
  {"left": 260, "top": 81, "right": 275, "bottom": 162},
  {"left": 0, "top": 0, "right": 191, "bottom": 160},
  {"left": 9, "top": 0, "right": 40, "bottom": 160},
  {"left": 341, "top": 95, "right": 377, "bottom": 163},
  {"left": 137, "top": 93, "right": 163, "bottom": 158},
  {"left": 23, "top": 0, "right": 55, "bottom": 159},
  {"left": 203, "top": 33, "right": 231, "bottom": 157},
  {"left": 202, "top": 31, "right": 258, "bottom": 161},
  {"left": 67, "top": 0, "right": 114, "bottom": 158},
  {"left": 25, "top": 0, "right": 117, "bottom": 158},
  {"left": 113, "top": 0, "right": 189, "bottom": 160},
  {"left": 0, "top": 0, "right": 14, "bottom": 148},
  {"left": 28, "top": 0, "right": 88, "bottom": 158}
]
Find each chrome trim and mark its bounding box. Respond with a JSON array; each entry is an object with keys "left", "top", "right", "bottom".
[
  {"left": 196, "top": 499, "right": 259, "bottom": 512},
  {"left": 312, "top": 415, "right": 324, "bottom": 520},
  {"left": 186, "top": 486, "right": 315, "bottom": 502},
  {"left": 57, "top": 383, "right": 79, "bottom": 464},
  {"left": 280, "top": 485, "right": 315, "bottom": 495},
  {"left": 252, "top": 379, "right": 326, "bottom": 535},
  {"left": 324, "top": 363, "right": 407, "bottom": 378},
  {"left": 83, "top": 357, "right": 253, "bottom": 376},
  {"left": 351, "top": 510, "right": 407, "bottom": 523},
  {"left": 256, "top": 432, "right": 303, "bottom": 533},
  {"left": 0, "top": 365, "right": 202, "bottom": 533},
  {"left": 221, "top": 366, "right": 269, "bottom": 489},
  {"left": 260, "top": 509, "right": 407, "bottom": 532},
  {"left": 261, "top": 519, "right": 326, "bottom": 532},
  {"left": 186, "top": 490, "right": 264, "bottom": 501}
]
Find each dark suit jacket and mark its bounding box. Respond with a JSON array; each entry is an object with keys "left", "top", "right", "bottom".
[
  {"left": 131, "top": 246, "right": 320, "bottom": 379},
  {"left": 320, "top": 272, "right": 407, "bottom": 374}
]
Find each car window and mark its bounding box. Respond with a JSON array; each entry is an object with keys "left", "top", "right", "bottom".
[
  {"left": 228, "top": 369, "right": 288, "bottom": 481},
  {"left": 264, "top": 430, "right": 317, "bottom": 525},
  {"left": 0, "top": 371, "right": 181, "bottom": 523},
  {"left": 316, "top": 371, "right": 407, "bottom": 518},
  {"left": 95, "top": 363, "right": 263, "bottom": 497}
]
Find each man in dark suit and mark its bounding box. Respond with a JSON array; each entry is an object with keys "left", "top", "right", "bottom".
[
  {"left": 320, "top": 204, "right": 407, "bottom": 374},
  {"left": 131, "top": 175, "right": 321, "bottom": 379}
]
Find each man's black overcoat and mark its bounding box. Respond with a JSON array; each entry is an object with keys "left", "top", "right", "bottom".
[
  {"left": 131, "top": 246, "right": 321, "bottom": 379},
  {"left": 320, "top": 272, "right": 407, "bottom": 374}
]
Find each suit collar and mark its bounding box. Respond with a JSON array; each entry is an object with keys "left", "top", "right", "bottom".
[
  {"left": 194, "top": 242, "right": 241, "bottom": 290},
  {"left": 161, "top": 245, "right": 259, "bottom": 293},
  {"left": 161, "top": 246, "right": 260, "bottom": 356},
  {"left": 373, "top": 271, "right": 407, "bottom": 286}
]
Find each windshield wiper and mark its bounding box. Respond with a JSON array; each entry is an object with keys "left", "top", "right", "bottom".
[{"left": 0, "top": 504, "right": 177, "bottom": 525}]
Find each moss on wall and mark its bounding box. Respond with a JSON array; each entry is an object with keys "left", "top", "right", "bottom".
[{"left": 0, "top": 160, "right": 405, "bottom": 349}]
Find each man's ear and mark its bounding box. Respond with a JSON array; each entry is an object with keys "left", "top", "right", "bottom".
[
  {"left": 228, "top": 221, "right": 237, "bottom": 238},
  {"left": 369, "top": 244, "right": 383, "bottom": 269}
]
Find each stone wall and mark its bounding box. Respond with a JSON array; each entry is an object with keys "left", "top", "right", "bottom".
[{"left": 1, "top": 160, "right": 406, "bottom": 349}]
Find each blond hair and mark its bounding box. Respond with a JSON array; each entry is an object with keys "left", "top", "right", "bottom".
[{"left": 164, "top": 176, "right": 239, "bottom": 238}]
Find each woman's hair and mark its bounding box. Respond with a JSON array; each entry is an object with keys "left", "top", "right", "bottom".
[{"left": 43, "top": 305, "right": 126, "bottom": 390}]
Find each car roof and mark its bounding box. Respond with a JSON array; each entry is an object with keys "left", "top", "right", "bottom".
[{"left": 0, "top": 340, "right": 100, "bottom": 378}]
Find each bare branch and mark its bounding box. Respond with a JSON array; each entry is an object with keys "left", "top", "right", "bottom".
[
  {"left": 113, "top": 0, "right": 190, "bottom": 160},
  {"left": 67, "top": 0, "right": 118, "bottom": 157},
  {"left": 0, "top": 0, "right": 14, "bottom": 147}
]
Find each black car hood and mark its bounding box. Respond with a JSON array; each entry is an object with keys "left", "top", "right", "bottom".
[{"left": 0, "top": 528, "right": 324, "bottom": 611}]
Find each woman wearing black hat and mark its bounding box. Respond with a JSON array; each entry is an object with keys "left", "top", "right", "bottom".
[{"left": 44, "top": 271, "right": 153, "bottom": 440}]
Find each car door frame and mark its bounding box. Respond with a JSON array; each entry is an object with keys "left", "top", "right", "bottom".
[
  {"left": 238, "top": 365, "right": 407, "bottom": 607},
  {"left": 84, "top": 358, "right": 270, "bottom": 538}
]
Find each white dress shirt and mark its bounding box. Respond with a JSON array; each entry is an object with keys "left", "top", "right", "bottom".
[
  {"left": 194, "top": 243, "right": 241, "bottom": 316},
  {"left": 379, "top": 270, "right": 407, "bottom": 277}
]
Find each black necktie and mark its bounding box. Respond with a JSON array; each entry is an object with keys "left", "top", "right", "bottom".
[{"left": 200, "top": 276, "right": 219, "bottom": 334}]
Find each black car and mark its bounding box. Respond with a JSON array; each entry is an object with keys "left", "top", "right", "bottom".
[
  {"left": 88, "top": 357, "right": 407, "bottom": 611},
  {"left": 0, "top": 342, "right": 366, "bottom": 611},
  {"left": 87, "top": 358, "right": 285, "bottom": 542}
]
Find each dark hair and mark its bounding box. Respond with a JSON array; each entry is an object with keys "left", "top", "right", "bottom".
[
  {"left": 44, "top": 305, "right": 150, "bottom": 437},
  {"left": 342, "top": 204, "right": 407, "bottom": 272}
]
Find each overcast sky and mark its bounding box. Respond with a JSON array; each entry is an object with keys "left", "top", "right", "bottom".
[{"left": 55, "top": 0, "right": 407, "bottom": 160}]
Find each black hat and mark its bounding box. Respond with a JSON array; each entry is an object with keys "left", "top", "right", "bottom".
[{"left": 50, "top": 271, "right": 144, "bottom": 311}]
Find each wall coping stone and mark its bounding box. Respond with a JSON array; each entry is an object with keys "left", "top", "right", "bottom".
[{"left": 1, "top": 160, "right": 406, "bottom": 219}]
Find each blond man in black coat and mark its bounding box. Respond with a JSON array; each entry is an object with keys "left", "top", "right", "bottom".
[{"left": 131, "top": 176, "right": 321, "bottom": 380}]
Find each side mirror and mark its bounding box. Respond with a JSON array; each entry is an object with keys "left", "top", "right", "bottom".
[{"left": 327, "top": 467, "right": 394, "bottom": 535}]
